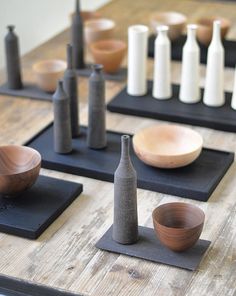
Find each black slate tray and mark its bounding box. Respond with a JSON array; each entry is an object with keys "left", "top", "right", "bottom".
[
  {"left": 107, "top": 81, "right": 236, "bottom": 133},
  {"left": 96, "top": 225, "right": 211, "bottom": 271},
  {"left": 0, "top": 274, "right": 81, "bottom": 296},
  {"left": 26, "top": 124, "right": 234, "bottom": 202},
  {"left": 0, "top": 175, "right": 83, "bottom": 239},
  {"left": 148, "top": 34, "right": 236, "bottom": 68}
]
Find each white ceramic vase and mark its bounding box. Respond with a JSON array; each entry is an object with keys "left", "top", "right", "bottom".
[
  {"left": 179, "top": 24, "right": 200, "bottom": 103},
  {"left": 127, "top": 25, "right": 149, "bottom": 96},
  {"left": 231, "top": 66, "right": 236, "bottom": 110},
  {"left": 203, "top": 20, "right": 225, "bottom": 107},
  {"left": 152, "top": 25, "right": 172, "bottom": 99}
]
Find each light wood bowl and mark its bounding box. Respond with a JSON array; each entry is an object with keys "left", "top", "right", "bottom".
[
  {"left": 0, "top": 146, "right": 41, "bottom": 197},
  {"left": 133, "top": 125, "right": 203, "bottom": 169}
]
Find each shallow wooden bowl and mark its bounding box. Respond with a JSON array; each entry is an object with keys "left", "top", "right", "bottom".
[
  {"left": 0, "top": 146, "right": 41, "bottom": 197},
  {"left": 133, "top": 125, "right": 203, "bottom": 169},
  {"left": 152, "top": 202, "right": 205, "bottom": 252}
]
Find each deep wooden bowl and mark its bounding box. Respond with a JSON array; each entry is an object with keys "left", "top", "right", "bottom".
[
  {"left": 132, "top": 125, "right": 203, "bottom": 169},
  {"left": 0, "top": 146, "right": 41, "bottom": 197},
  {"left": 152, "top": 202, "right": 205, "bottom": 252}
]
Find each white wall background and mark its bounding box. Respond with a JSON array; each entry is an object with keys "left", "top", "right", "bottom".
[{"left": 0, "top": 0, "right": 111, "bottom": 69}]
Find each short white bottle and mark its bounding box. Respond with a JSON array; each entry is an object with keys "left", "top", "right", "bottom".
[
  {"left": 203, "top": 20, "right": 225, "bottom": 107},
  {"left": 179, "top": 24, "right": 200, "bottom": 103},
  {"left": 152, "top": 25, "right": 172, "bottom": 99},
  {"left": 231, "top": 66, "right": 236, "bottom": 110}
]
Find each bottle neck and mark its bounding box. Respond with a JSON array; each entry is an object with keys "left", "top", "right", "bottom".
[
  {"left": 211, "top": 21, "right": 222, "bottom": 45},
  {"left": 66, "top": 44, "right": 73, "bottom": 69},
  {"left": 120, "top": 135, "right": 131, "bottom": 163}
]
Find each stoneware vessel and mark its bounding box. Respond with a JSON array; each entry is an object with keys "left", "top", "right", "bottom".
[
  {"left": 127, "top": 25, "right": 149, "bottom": 96},
  {"left": 52, "top": 80, "right": 72, "bottom": 154},
  {"left": 0, "top": 145, "right": 41, "bottom": 197},
  {"left": 132, "top": 125, "right": 203, "bottom": 169},
  {"left": 84, "top": 18, "right": 115, "bottom": 44},
  {"left": 113, "top": 135, "right": 139, "bottom": 245},
  {"left": 5, "top": 25, "right": 23, "bottom": 89},
  {"left": 87, "top": 64, "right": 107, "bottom": 149},
  {"left": 152, "top": 25, "right": 172, "bottom": 99},
  {"left": 63, "top": 44, "right": 80, "bottom": 137},
  {"left": 33, "top": 60, "right": 66, "bottom": 93},
  {"left": 203, "top": 20, "right": 225, "bottom": 107},
  {"left": 71, "top": 0, "right": 85, "bottom": 69},
  {"left": 179, "top": 24, "right": 200, "bottom": 103},
  {"left": 152, "top": 202, "right": 205, "bottom": 252},
  {"left": 231, "top": 66, "right": 236, "bottom": 110},
  {"left": 150, "top": 11, "right": 187, "bottom": 40},
  {"left": 196, "top": 16, "right": 231, "bottom": 46},
  {"left": 89, "top": 39, "right": 127, "bottom": 74}
]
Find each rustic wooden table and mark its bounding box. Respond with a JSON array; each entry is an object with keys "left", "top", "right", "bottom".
[{"left": 0, "top": 0, "right": 236, "bottom": 295}]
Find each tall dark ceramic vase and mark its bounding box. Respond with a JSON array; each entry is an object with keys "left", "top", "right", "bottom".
[
  {"left": 63, "top": 44, "right": 80, "bottom": 138},
  {"left": 52, "top": 81, "right": 72, "bottom": 154},
  {"left": 71, "top": 0, "right": 85, "bottom": 69},
  {"left": 87, "top": 64, "right": 107, "bottom": 149},
  {"left": 5, "top": 25, "right": 23, "bottom": 89},
  {"left": 112, "top": 135, "right": 139, "bottom": 245}
]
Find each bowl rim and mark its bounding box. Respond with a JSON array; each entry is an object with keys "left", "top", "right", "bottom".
[
  {"left": 84, "top": 18, "right": 115, "bottom": 32},
  {"left": 150, "top": 11, "right": 187, "bottom": 25},
  {"left": 32, "top": 59, "right": 67, "bottom": 74},
  {"left": 0, "top": 145, "right": 41, "bottom": 176},
  {"left": 196, "top": 16, "right": 231, "bottom": 29},
  {"left": 90, "top": 39, "right": 127, "bottom": 54}
]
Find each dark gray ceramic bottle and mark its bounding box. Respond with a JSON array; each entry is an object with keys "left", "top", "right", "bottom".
[
  {"left": 71, "top": 0, "right": 85, "bottom": 69},
  {"left": 112, "top": 135, "right": 139, "bottom": 244},
  {"left": 87, "top": 64, "right": 107, "bottom": 149},
  {"left": 5, "top": 25, "right": 23, "bottom": 89},
  {"left": 63, "top": 44, "right": 79, "bottom": 138},
  {"left": 52, "top": 80, "right": 72, "bottom": 154}
]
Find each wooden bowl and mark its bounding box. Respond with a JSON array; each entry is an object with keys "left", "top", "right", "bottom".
[
  {"left": 33, "top": 59, "right": 67, "bottom": 93},
  {"left": 132, "top": 125, "right": 203, "bottom": 169},
  {"left": 196, "top": 16, "right": 231, "bottom": 46},
  {"left": 0, "top": 146, "right": 41, "bottom": 197},
  {"left": 152, "top": 202, "right": 205, "bottom": 252},
  {"left": 84, "top": 18, "right": 115, "bottom": 44},
  {"left": 150, "top": 11, "right": 187, "bottom": 40},
  {"left": 89, "top": 39, "right": 127, "bottom": 73}
]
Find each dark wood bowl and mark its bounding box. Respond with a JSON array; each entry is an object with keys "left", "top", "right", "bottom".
[
  {"left": 0, "top": 146, "right": 41, "bottom": 197},
  {"left": 152, "top": 202, "right": 205, "bottom": 252}
]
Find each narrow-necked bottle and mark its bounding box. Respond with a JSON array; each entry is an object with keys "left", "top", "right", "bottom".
[
  {"left": 203, "top": 20, "right": 225, "bottom": 107},
  {"left": 180, "top": 24, "right": 200, "bottom": 103},
  {"left": 52, "top": 80, "right": 72, "bottom": 154},
  {"left": 71, "top": 0, "right": 85, "bottom": 69},
  {"left": 113, "top": 135, "right": 138, "bottom": 245},
  {"left": 63, "top": 44, "right": 79, "bottom": 138},
  {"left": 87, "top": 64, "right": 107, "bottom": 149},
  {"left": 5, "top": 25, "right": 23, "bottom": 89}
]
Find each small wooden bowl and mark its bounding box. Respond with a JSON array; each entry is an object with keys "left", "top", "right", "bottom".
[
  {"left": 33, "top": 59, "right": 67, "bottom": 93},
  {"left": 150, "top": 11, "right": 187, "bottom": 40},
  {"left": 0, "top": 146, "right": 41, "bottom": 197},
  {"left": 84, "top": 18, "right": 115, "bottom": 44},
  {"left": 133, "top": 125, "right": 203, "bottom": 169},
  {"left": 196, "top": 16, "right": 231, "bottom": 46},
  {"left": 89, "top": 39, "right": 127, "bottom": 74},
  {"left": 152, "top": 202, "right": 205, "bottom": 252}
]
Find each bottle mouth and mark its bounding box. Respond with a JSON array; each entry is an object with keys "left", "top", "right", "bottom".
[
  {"left": 91, "top": 64, "right": 103, "bottom": 71},
  {"left": 7, "top": 25, "right": 15, "bottom": 32}
]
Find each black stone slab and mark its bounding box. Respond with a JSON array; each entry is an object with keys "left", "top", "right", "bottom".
[
  {"left": 0, "top": 175, "right": 83, "bottom": 239},
  {"left": 107, "top": 81, "right": 236, "bottom": 133},
  {"left": 0, "top": 82, "right": 52, "bottom": 101},
  {"left": 148, "top": 34, "right": 236, "bottom": 68},
  {"left": 96, "top": 225, "right": 211, "bottom": 271},
  {"left": 26, "top": 124, "right": 234, "bottom": 201},
  {"left": 0, "top": 274, "right": 82, "bottom": 296}
]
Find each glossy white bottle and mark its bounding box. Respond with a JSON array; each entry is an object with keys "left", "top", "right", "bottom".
[
  {"left": 152, "top": 25, "right": 172, "bottom": 99},
  {"left": 179, "top": 24, "right": 200, "bottom": 103},
  {"left": 127, "top": 25, "right": 149, "bottom": 96},
  {"left": 231, "top": 66, "right": 236, "bottom": 110},
  {"left": 203, "top": 20, "right": 225, "bottom": 107}
]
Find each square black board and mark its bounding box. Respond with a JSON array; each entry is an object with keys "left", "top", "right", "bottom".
[
  {"left": 96, "top": 225, "right": 211, "bottom": 271},
  {"left": 148, "top": 34, "right": 236, "bottom": 68},
  {"left": 107, "top": 81, "right": 236, "bottom": 133},
  {"left": 0, "top": 175, "right": 83, "bottom": 239},
  {"left": 26, "top": 124, "right": 234, "bottom": 202}
]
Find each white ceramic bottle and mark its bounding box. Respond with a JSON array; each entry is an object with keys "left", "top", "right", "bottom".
[
  {"left": 203, "top": 20, "right": 225, "bottom": 107},
  {"left": 127, "top": 25, "right": 149, "bottom": 96},
  {"left": 152, "top": 25, "right": 172, "bottom": 99},
  {"left": 231, "top": 66, "right": 236, "bottom": 110},
  {"left": 179, "top": 24, "right": 200, "bottom": 103}
]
